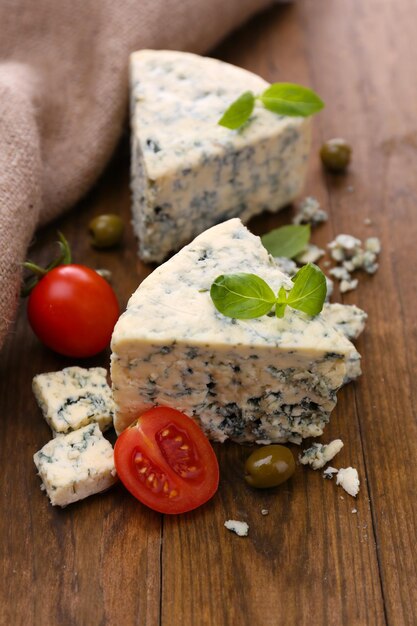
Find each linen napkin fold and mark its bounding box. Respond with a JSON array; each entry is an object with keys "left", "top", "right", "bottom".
[{"left": 0, "top": 0, "right": 274, "bottom": 349}]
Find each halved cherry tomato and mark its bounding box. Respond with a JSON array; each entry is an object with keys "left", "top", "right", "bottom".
[
  {"left": 114, "top": 407, "right": 219, "bottom": 514},
  {"left": 27, "top": 264, "right": 119, "bottom": 357}
]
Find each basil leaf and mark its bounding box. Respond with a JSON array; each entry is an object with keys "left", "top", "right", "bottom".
[
  {"left": 260, "top": 83, "right": 324, "bottom": 118},
  {"left": 218, "top": 91, "right": 255, "bottom": 130},
  {"left": 210, "top": 273, "right": 276, "bottom": 319},
  {"left": 275, "top": 286, "right": 288, "bottom": 318},
  {"left": 261, "top": 224, "right": 310, "bottom": 258},
  {"left": 286, "top": 263, "right": 327, "bottom": 316}
]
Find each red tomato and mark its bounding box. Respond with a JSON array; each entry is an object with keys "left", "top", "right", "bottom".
[
  {"left": 27, "top": 264, "right": 119, "bottom": 357},
  {"left": 114, "top": 407, "right": 219, "bottom": 514}
]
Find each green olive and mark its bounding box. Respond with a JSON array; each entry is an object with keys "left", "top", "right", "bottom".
[
  {"left": 320, "top": 138, "right": 352, "bottom": 173},
  {"left": 244, "top": 445, "right": 295, "bottom": 489},
  {"left": 89, "top": 214, "right": 124, "bottom": 248}
]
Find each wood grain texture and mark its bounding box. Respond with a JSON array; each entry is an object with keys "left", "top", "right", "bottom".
[{"left": 1, "top": 1, "right": 416, "bottom": 624}]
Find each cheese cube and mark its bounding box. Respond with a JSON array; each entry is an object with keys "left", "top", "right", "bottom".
[
  {"left": 32, "top": 367, "right": 114, "bottom": 435},
  {"left": 33, "top": 424, "right": 117, "bottom": 507}
]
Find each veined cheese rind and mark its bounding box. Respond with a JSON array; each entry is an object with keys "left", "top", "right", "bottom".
[
  {"left": 111, "top": 219, "right": 362, "bottom": 444},
  {"left": 32, "top": 367, "right": 115, "bottom": 435},
  {"left": 130, "top": 49, "right": 311, "bottom": 263},
  {"left": 33, "top": 424, "right": 117, "bottom": 507}
]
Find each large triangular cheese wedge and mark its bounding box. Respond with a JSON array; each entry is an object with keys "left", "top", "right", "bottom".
[
  {"left": 130, "top": 50, "right": 311, "bottom": 262},
  {"left": 111, "top": 219, "right": 364, "bottom": 443}
]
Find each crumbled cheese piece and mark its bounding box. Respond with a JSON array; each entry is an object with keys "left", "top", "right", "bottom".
[
  {"left": 352, "top": 508, "right": 358, "bottom": 514},
  {"left": 95, "top": 268, "right": 113, "bottom": 282},
  {"left": 323, "top": 466, "right": 338, "bottom": 479},
  {"left": 273, "top": 256, "right": 298, "bottom": 277},
  {"left": 328, "top": 234, "right": 381, "bottom": 277},
  {"left": 261, "top": 509, "right": 269, "bottom": 516},
  {"left": 32, "top": 367, "right": 115, "bottom": 435},
  {"left": 295, "top": 243, "right": 325, "bottom": 265},
  {"left": 325, "top": 277, "right": 334, "bottom": 301},
  {"left": 33, "top": 424, "right": 117, "bottom": 507},
  {"left": 293, "top": 196, "right": 328, "bottom": 226},
  {"left": 299, "top": 439, "right": 344, "bottom": 470},
  {"left": 340, "top": 278, "right": 359, "bottom": 293},
  {"left": 336, "top": 467, "right": 360, "bottom": 497},
  {"left": 328, "top": 234, "right": 362, "bottom": 261},
  {"left": 224, "top": 520, "right": 249, "bottom": 537},
  {"left": 111, "top": 218, "right": 363, "bottom": 443},
  {"left": 329, "top": 266, "right": 352, "bottom": 282},
  {"left": 363, "top": 218, "right": 372, "bottom": 226},
  {"left": 130, "top": 49, "right": 310, "bottom": 263},
  {"left": 365, "top": 237, "right": 381, "bottom": 254}
]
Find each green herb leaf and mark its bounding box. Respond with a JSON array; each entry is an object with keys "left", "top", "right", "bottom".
[
  {"left": 218, "top": 91, "right": 255, "bottom": 130},
  {"left": 286, "top": 263, "right": 327, "bottom": 316},
  {"left": 261, "top": 224, "right": 311, "bottom": 258},
  {"left": 260, "top": 83, "right": 324, "bottom": 117},
  {"left": 210, "top": 273, "right": 276, "bottom": 319},
  {"left": 275, "top": 286, "right": 288, "bottom": 318}
]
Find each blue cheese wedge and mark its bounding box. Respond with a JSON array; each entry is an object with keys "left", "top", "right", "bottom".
[
  {"left": 130, "top": 49, "right": 311, "bottom": 262},
  {"left": 299, "top": 439, "right": 344, "bottom": 469},
  {"left": 111, "top": 218, "right": 363, "bottom": 444},
  {"left": 32, "top": 367, "right": 114, "bottom": 435},
  {"left": 33, "top": 424, "right": 117, "bottom": 507}
]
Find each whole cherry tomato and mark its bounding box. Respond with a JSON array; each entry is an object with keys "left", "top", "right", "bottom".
[
  {"left": 114, "top": 407, "right": 219, "bottom": 514},
  {"left": 27, "top": 264, "right": 119, "bottom": 357}
]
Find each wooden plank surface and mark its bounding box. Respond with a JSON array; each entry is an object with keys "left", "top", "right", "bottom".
[{"left": 1, "top": 0, "right": 416, "bottom": 624}]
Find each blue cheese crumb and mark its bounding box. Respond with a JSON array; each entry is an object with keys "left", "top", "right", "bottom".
[
  {"left": 299, "top": 439, "right": 344, "bottom": 470},
  {"left": 295, "top": 243, "right": 325, "bottom": 265},
  {"left": 224, "top": 520, "right": 249, "bottom": 536},
  {"left": 327, "top": 233, "right": 381, "bottom": 290},
  {"left": 323, "top": 466, "right": 338, "bottom": 479},
  {"left": 340, "top": 278, "right": 359, "bottom": 293},
  {"left": 293, "top": 196, "right": 328, "bottom": 226},
  {"left": 336, "top": 467, "right": 360, "bottom": 497}
]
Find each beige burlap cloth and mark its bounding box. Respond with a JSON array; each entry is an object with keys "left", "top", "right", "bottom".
[{"left": 0, "top": 0, "right": 274, "bottom": 349}]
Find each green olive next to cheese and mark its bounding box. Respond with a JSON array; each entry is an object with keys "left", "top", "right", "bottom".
[
  {"left": 244, "top": 445, "right": 295, "bottom": 489},
  {"left": 320, "top": 138, "right": 352, "bottom": 173},
  {"left": 89, "top": 214, "right": 124, "bottom": 248}
]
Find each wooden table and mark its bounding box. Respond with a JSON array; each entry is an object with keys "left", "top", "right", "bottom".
[{"left": 1, "top": 1, "right": 416, "bottom": 624}]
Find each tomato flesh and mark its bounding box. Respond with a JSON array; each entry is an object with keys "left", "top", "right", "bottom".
[
  {"left": 114, "top": 407, "right": 219, "bottom": 514},
  {"left": 27, "top": 264, "right": 119, "bottom": 357}
]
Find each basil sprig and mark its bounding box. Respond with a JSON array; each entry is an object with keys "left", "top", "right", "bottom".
[
  {"left": 210, "top": 263, "right": 326, "bottom": 320},
  {"left": 218, "top": 82, "right": 324, "bottom": 130},
  {"left": 261, "top": 224, "right": 310, "bottom": 258}
]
